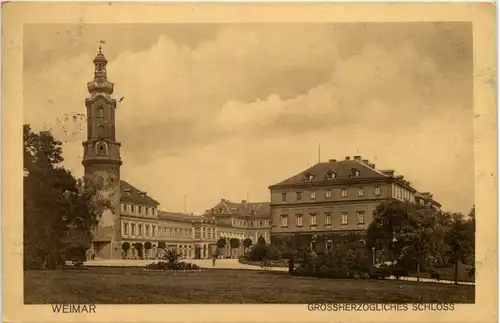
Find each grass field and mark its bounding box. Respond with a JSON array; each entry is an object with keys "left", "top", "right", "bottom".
[{"left": 24, "top": 267, "right": 475, "bottom": 304}]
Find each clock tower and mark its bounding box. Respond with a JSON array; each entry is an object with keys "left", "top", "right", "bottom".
[{"left": 82, "top": 44, "right": 122, "bottom": 260}]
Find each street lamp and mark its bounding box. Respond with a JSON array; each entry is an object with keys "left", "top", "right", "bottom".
[
  {"left": 392, "top": 232, "right": 398, "bottom": 263},
  {"left": 372, "top": 246, "right": 376, "bottom": 265}
]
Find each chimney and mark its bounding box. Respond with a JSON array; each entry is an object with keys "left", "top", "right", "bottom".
[
  {"left": 354, "top": 155, "right": 362, "bottom": 161},
  {"left": 381, "top": 169, "right": 395, "bottom": 177},
  {"left": 241, "top": 200, "right": 247, "bottom": 204},
  {"left": 329, "top": 159, "right": 337, "bottom": 163},
  {"left": 369, "top": 163, "right": 376, "bottom": 169},
  {"left": 345, "top": 156, "right": 351, "bottom": 160},
  {"left": 362, "top": 159, "right": 369, "bottom": 164}
]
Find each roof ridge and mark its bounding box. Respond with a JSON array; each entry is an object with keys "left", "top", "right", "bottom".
[{"left": 351, "top": 159, "right": 389, "bottom": 177}]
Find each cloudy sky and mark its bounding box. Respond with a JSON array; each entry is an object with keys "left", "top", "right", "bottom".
[{"left": 23, "top": 22, "right": 474, "bottom": 214}]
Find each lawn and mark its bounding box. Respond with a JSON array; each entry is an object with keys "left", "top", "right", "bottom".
[{"left": 24, "top": 267, "right": 474, "bottom": 304}]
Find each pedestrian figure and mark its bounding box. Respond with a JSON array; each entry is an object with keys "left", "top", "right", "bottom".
[{"left": 212, "top": 255, "right": 216, "bottom": 267}]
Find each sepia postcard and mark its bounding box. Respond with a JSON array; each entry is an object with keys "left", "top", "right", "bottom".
[{"left": 2, "top": 1, "right": 497, "bottom": 323}]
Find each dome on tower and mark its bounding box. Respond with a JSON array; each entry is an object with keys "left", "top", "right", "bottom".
[{"left": 87, "top": 44, "right": 114, "bottom": 95}]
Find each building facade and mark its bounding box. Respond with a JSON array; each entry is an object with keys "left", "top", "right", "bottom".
[
  {"left": 203, "top": 199, "right": 272, "bottom": 258},
  {"left": 269, "top": 156, "right": 440, "bottom": 251}
]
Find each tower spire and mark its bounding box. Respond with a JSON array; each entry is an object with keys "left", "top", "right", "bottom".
[{"left": 99, "top": 40, "right": 106, "bottom": 54}]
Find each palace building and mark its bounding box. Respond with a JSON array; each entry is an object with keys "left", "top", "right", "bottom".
[
  {"left": 83, "top": 47, "right": 271, "bottom": 260},
  {"left": 202, "top": 199, "right": 272, "bottom": 258},
  {"left": 268, "top": 156, "right": 441, "bottom": 250}
]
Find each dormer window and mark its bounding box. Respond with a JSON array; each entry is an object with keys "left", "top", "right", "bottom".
[
  {"left": 350, "top": 168, "right": 360, "bottom": 178},
  {"left": 326, "top": 171, "right": 336, "bottom": 180},
  {"left": 304, "top": 173, "right": 314, "bottom": 182}
]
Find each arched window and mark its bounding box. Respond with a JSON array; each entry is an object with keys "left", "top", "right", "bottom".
[
  {"left": 97, "top": 106, "right": 104, "bottom": 118},
  {"left": 96, "top": 141, "right": 108, "bottom": 155}
]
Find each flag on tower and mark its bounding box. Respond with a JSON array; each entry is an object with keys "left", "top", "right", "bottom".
[{"left": 100, "top": 40, "right": 106, "bottom": 44}]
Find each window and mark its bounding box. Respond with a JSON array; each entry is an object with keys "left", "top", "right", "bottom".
[
  {"left": 124, "top": 223, "right": 129, "bottom": 235},
  {"left": 202, "top": 227, "right": 206, "bottom": 239},
  {"left": 341, "top": 212, "right": 348, "bottom": 225},
  {"left": 259, "top": 221, "right": 263, "bottom": 226},
  {"left": 296, "top": 214, "right": 303, "bottom": 227},
  {"left": 326, "top": 240, "right": 333, "bottom": 252},
  {"left": 131, "top": 224, "right": 136, "bottom": 235},
  {"left": 281, "top": 192, "right": 287, "bottom": 201},
  {"left": 310, "top": 213, "right": 317, "bottom": 225},
  {"left": 357, "top": 211, "right": 365, "bottom": 224},
  {"left": 326, "top": 190, "right": 332, "bottom": 199},
  {"left": 326, "top": 171, "right": 336, "bottom": 180},
  {"left": 131, "top": 205, "right": 135, "bottom": 213},
  {"left": 358, "top": 188, "right": 364, "bottom": 197},
  {"left": 350, "top": 168, "right": 360, "bottom": 178},
  {"left": 138, "top": 225, "right": 143, "bottom": 236},
  {"left": 146, "top": 225, "right": 150, "bottom": 237},
  {"left": 121, "top": 204, "right": 126, "bottom": 213},
  {"left": 138, "top": 206, "right": 142, "bottom": 214},
  {"left": 375, "top": 187, "right": 381, "bottom": 196},
  {"left": 174, "top": 228, "right": 178, "bottom": 236},
  {"left": 325, "top": 212, "right": 332, "bottom": 225},
  {"left": 304, "top": 173, "right": 314, "bottom": 182},
  {"left": 97, "top": 106, "right": 104, "bottom": 118},
  {"left": 310, "top": 191, "right": 316, "bottom": 199},
  {"left": 280, "top": 215, "right": 288, "bottom": 227},
  {"left": 96, "top": 141, "right": 107, "bottom": 155},
  {"left": 341, "top": 189, "right": 347, "bottom": 197},
  {"left": 296, "top": 192, "right": 302, "bottom": 200}
]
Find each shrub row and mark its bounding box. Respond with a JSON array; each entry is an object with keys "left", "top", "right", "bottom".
[
  {"left": 145, "top": 261, "right": 200, "bottom": 271},
  {"left": 292, "top": 243, "right": 371, "bottom": 279}
]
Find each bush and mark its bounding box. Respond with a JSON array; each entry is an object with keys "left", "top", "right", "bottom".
[
  {"left": 249, "top": 244, "right": 267, "bottom": 261},
  {"left": 248, "top": 244, "right": 284, "bottom": 261},
  {"left": 64, "top": 246, "right": 87, "bottom": 267},
  {"left": 292, "top": 243, "right": 370, "bottom": 279},
  {"left": 265, "top": 245, "right": 282, "bottom": 260},
  {"left": 145, "top": 248, "right": 200, "bottom": 271},
  {"left": 145, "top": 261, "right": 200, "bottom": 271}
]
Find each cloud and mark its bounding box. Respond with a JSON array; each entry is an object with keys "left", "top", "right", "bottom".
[{"left": 23, "top": 23, "right": 473, "bottom": 213}]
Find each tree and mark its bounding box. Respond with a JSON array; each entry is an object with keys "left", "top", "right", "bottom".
[
  {"left": 216, "top": 238, "right": 226, "bottom": 257},
  {"left": 366, "top": 199, "right": 413, "bottom": 262},
  {"left": 158, "top": 241, "right": 166, "bottom": 249},
  {"left": 445, "top": 213, "right": 473, "bottom": 284},
  {"left": 122, "top": 242, "right": 130, "bottom": 252},
  {"left": 23, "top": 124, "right": 106, "bottom": 269},
  {"left": 122, "top": 242, "right": 131, "bottom": 259},
  {"left": 367, "top": 199, "right": 446, "bottom": 272},
  {"left": 134, "top": 243, "right": 144, "bottom": 259},
  {"left": 230, "top": 238, "right": 240, "bottom": 258},
  {"left": 216, "top": 238, "right": 226, "bottom": 248},
  {"left": 257, "top": 235, "right": 266, "bottom": 246},
  {"left": 243, "top": 238, "right": 253, "bottom": 255}
]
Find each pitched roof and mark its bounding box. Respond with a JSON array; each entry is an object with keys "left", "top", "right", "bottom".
[
  {"left": 158, "top": 211, "right": 199, "bottom": 222},
  {"left": 120, "top": 180, "right": 160, "bottom": 207},
  {"left": 206, "top": 199, "right": 270, "bottom": 217},
  {"left": 269, "top": 159, "right": 388, "bottom": 188}
]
